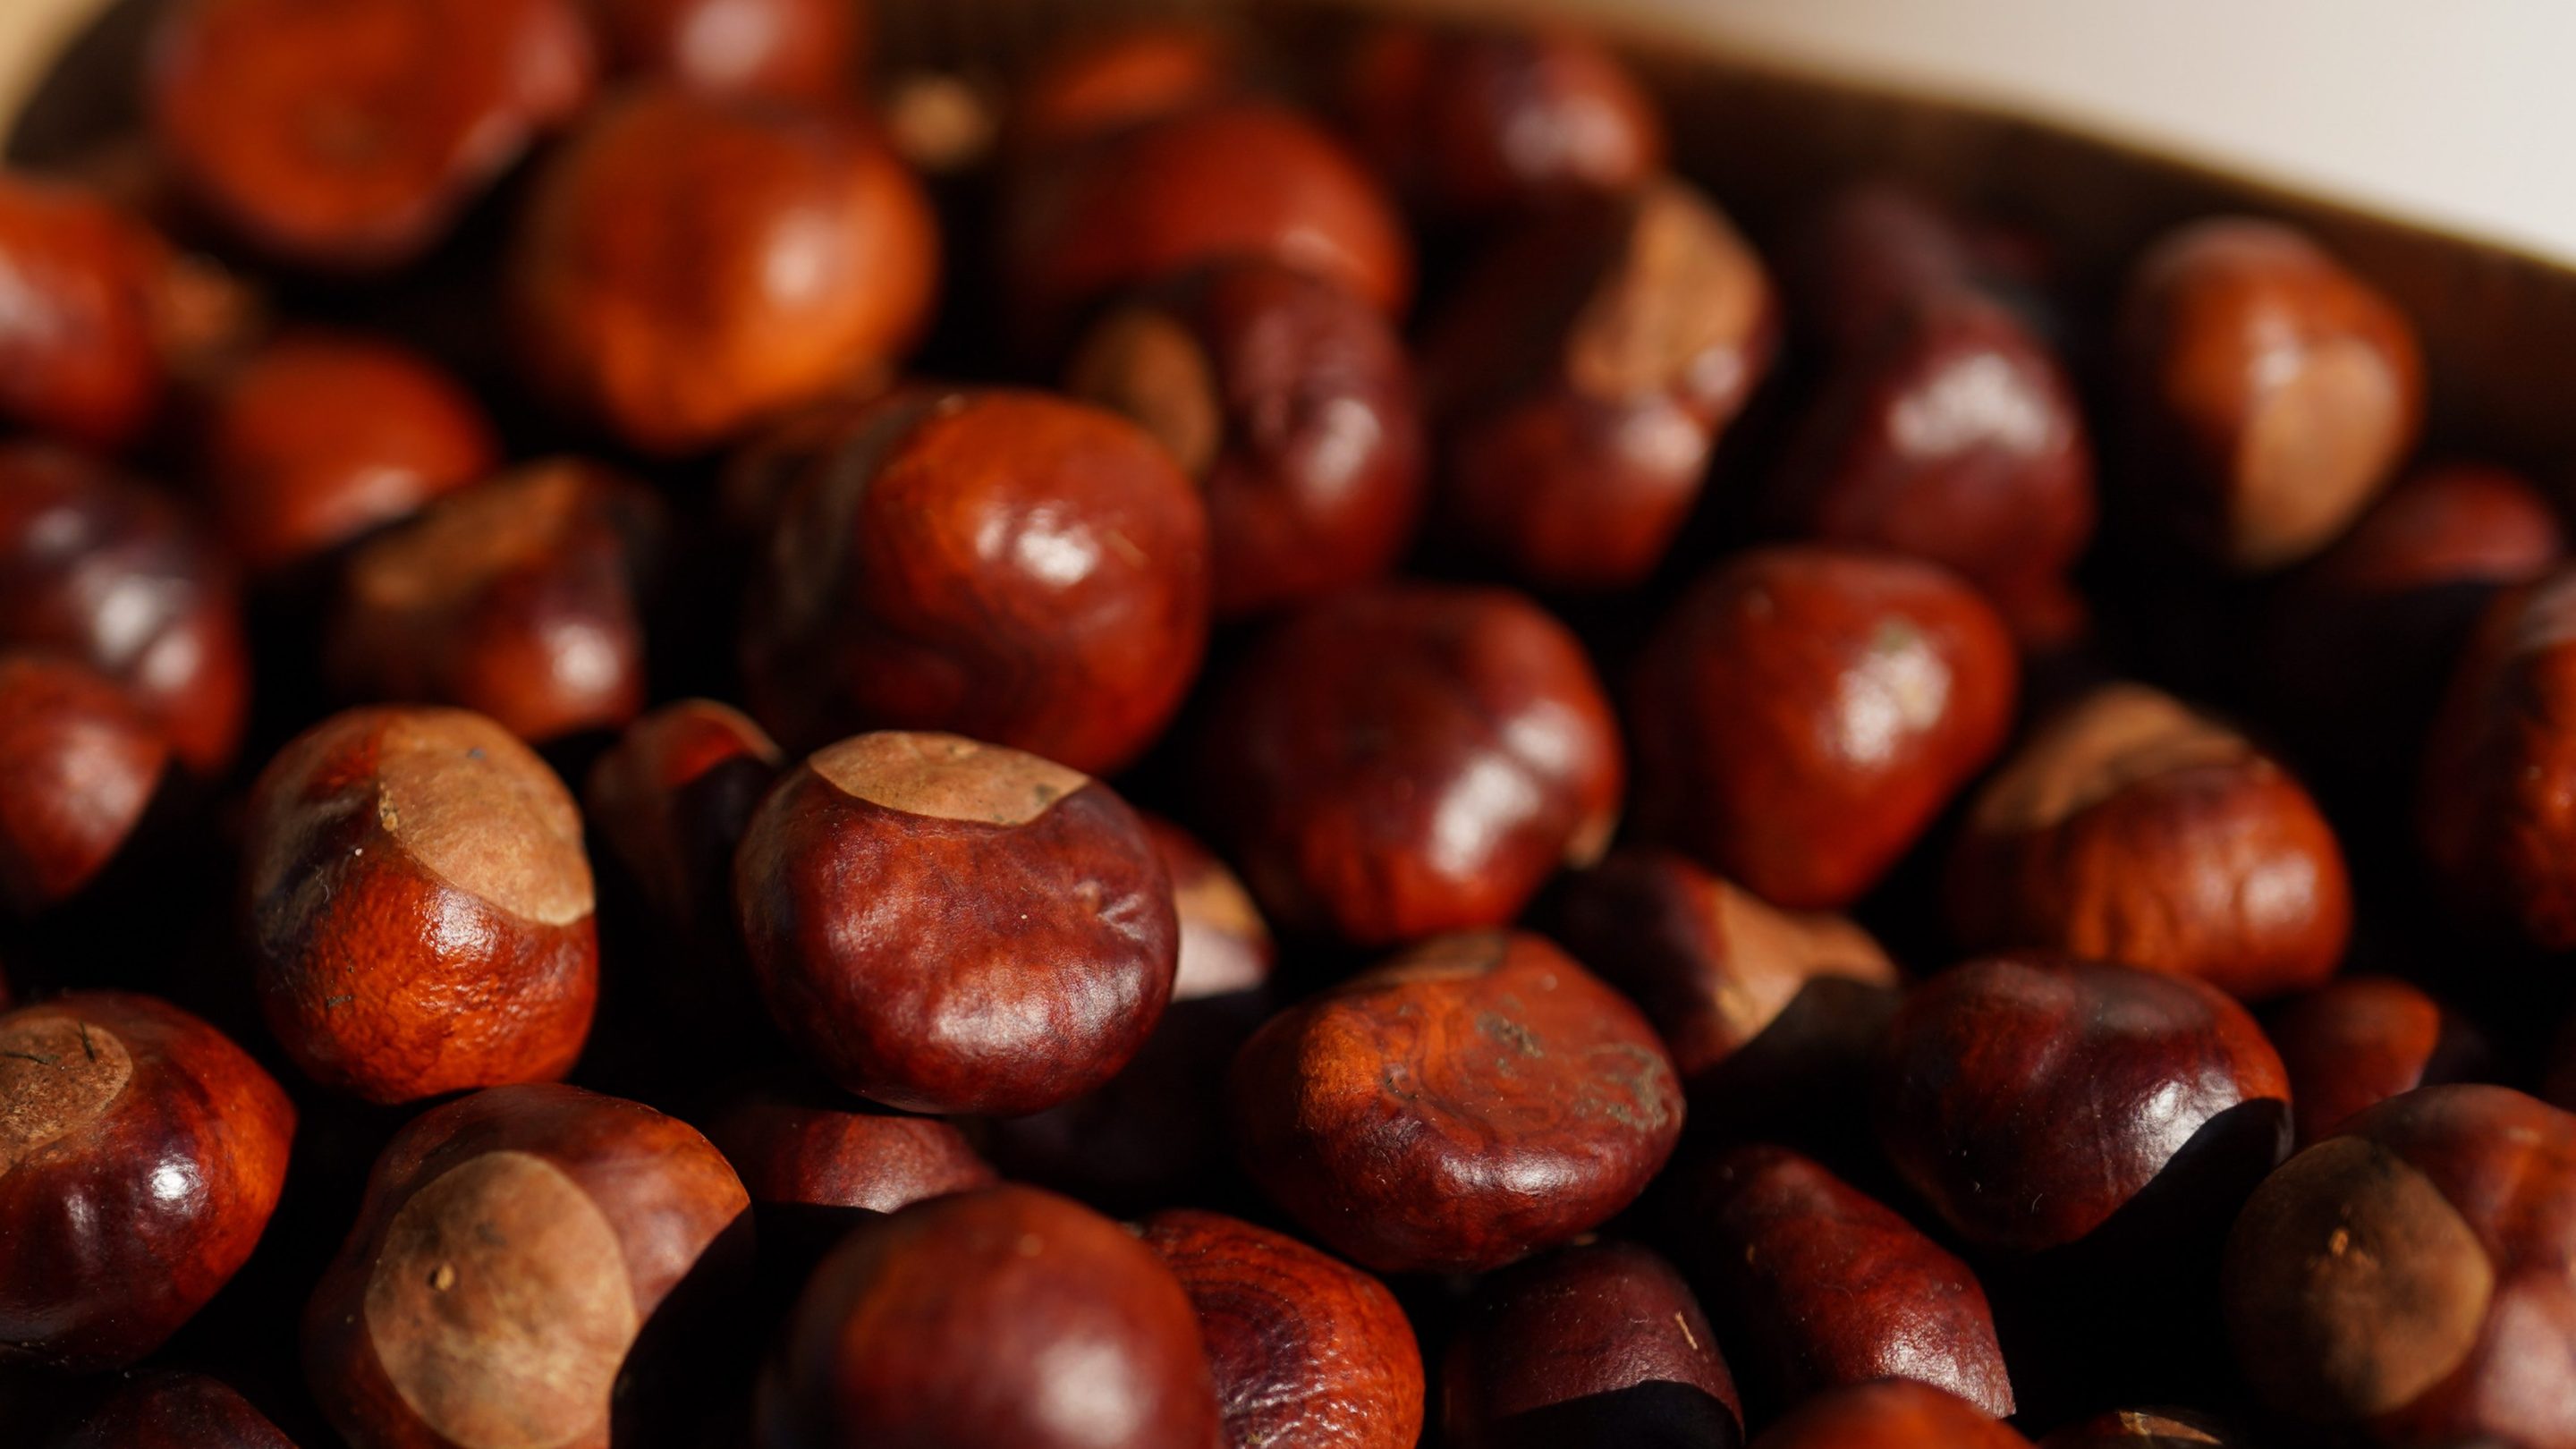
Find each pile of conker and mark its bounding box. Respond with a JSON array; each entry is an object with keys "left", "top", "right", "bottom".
[{"left": 5, "top": 3, "right": 2572, "bottom": 1446}]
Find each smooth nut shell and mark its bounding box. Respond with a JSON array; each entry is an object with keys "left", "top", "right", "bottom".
[
  {"left": 2420, "top": 567, "right": 2576, "bottom": 948},
  {"left": 1749, "top": 1379, "right": 2032, "bottom": 1449},
  {"left": 0, "top": 654, "right": 171, "bottom": 915}
]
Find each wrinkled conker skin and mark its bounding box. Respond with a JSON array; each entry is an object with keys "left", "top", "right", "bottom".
[
  {"left": 739, "top": 388, "right": 1211, "bottom": 773},
  {"left": 2224, "top": 1085, "right": 2576, "bottom": 1447},
  {"left": 0, "top": 992, "right": 294, "bottom": 1373},
  {"left": 984, "top": 815, "right": 1275, "bottom": 1211},
  {"left": 1229, "top": 930, "right": 1683, "bottom": 1275},
  {"left": 2268, "top": 977, "right": 2490, "bottom": 1148},
  {"left": 326, "top": 459, "right": 665, "bottom": 743},
  {"left": 1200, "top": 582, "right": 1623, "bottom": 945},
  {"left": 1444, "top": 1239, "right": 1742, "bottom": 1449},
  {"left": 510, "top": 87, "right": 939, "bottom": 456},
  {"left": 586, "top": 698, "right": 782, "bottom": 943},
  {"left": 305, "top": 1083, "right": 750, "bottom": 1449},
  {"left": 2261, "top": 462, "right": 2564, "bottom": 779},
  {"left": 1341, "top": 21, "right": 1665, "bottom": 222},
  {"left": 2038, "top": 1408, "right": 2241, "bottom": 1447},
  {"left": 1749, "top": 1380, "right": 2034, "bottom": 1449},
  {"left": 1555, "top": 846, "right": 1895, "bottom": 1091},
  {"left": 243, "top": 706, "right": 598, "bottom": 1103},
  {"left": 1877, "top": 955, "right": 2292, "bottom": 1256},
  {"left": 146, "top": 0, "right": 597, "bottom": 271},
  {"left": 0, "top": 174, "right": 181, "bottom": 449},
  {"left": 2419, "top": 567, "right": 2576, "bottom": 949},
  {"left": 2117, "top": 217, "right": 2424, "bottom": 572},
  {"left": 1771, "top": 288, "right": 2094, "bottom": 647},
  {"left": 1067, "top": 258, "right": 1428, "bottom": 618},
  {"left": 197, "top": 332, "right": 497, "bottom": 579},
  {"left": 1678, "top": 1143, "right": 2014, "bottom": 1419},
  {"left": 1629, "top": 545, "right": 2018, "bottom": 911},
  {"left": 0, "top": 442, "right": 250, "bottom": 775},
  {"left": 1141, "top": 1208, "right": 1425, "bottom": 1449},
  {"left": 0, "top": 655, "right": 171, "bottom": 916},
  {"left": 584, "top": 0, "right": 861, "bottom": 101},
  {"left": 1423, "top": 180, "right": 1777, "bottom": 590},
  {"left": 1002, "top": 99, "right": 1413, "bottom": 346},
  {"left": 733, "top": 731, "right": 1178, "bottom": 1114},
  {"left": 763, "top": 1184, "right": 1222, "bottom": 1449},
  {"left": 1947, "top": 682, "right": 2352, "bottom": 1001},
  {"left": 1009, "top": 26, "right": 1241, "bottom": 157},
  {"left": 703, "top": 1082, "right": 996, "bottom": 1221},
  {"left": 47, "top": 1372, "right": 298, "bottom": 1448}
]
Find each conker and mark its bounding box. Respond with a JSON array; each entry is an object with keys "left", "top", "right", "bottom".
[
  {"left": 1422, "top": 179, "right": 1776, "bottom": 589},
  {"left": 0, "top": 654, "right": 171, "bottom": 916},
  {"left": 1629, "top": 544, "right": 2018, "bottom": 911},
  {"left": 1679, "top": 1143, "right": 2014, "bottom": 1419},
  {"left": 1749, "top": 1380, "right": 2033, "bottom": 1449},
  {"left": 1067, "top": 258, "right": 1428, "bottom": 617},
  {"left": 2224, "top": 1084, "right": 2576, "bottom": 1446},
  {"left": 0, "top": 174, "right": 183, "bottom": 448},
  {"left": 762, "top": 1184, "right": 1222, "bottom": 1449},
  {"left": 2419, "top": 565, "right": 2576, "bottom": 948},
  {"left": 2038, "top": 1409, "right": 2241, "bottom": 1447},
  {"left": 197, "top": 331, "right": 497, "bottom": 579},
  {"left": 2267, "top": 976, "right": 2489, "bottom": 1147},
  {"left": 304, "top": 1083, "right": 749, "bottom": 1449},
  {"left": 1876, "top": 954, "right": 2291, "bottom": 1256},
  {"left": 1946, "top": 682, "right": 2352, "bottom": 1001},
  {"left": 0, "top": 442, "right": 250, "bottom": 775},
  {"left": 738, "top": 387, "right": 1210, "bottom": 772},
  {"left": 585, "top": 698, "right": 782, "bottom": 943},
  {"left": 1200, "top": 581, "right": 1622, "bottom": 945},
  {"left": 1009, "top": 26, "right": 1241, "bottom": 157},
  {"left": 510, "top": 87, "right": 938, "bottom": 455},
  {"left": 326, "top": 459, "right": 665, "bottom": 743},
  {"left": 1141, "top": 1208, "right": 1425, "bottom": 1449},
  {"left": 243, "top": 705, "right": 597, "bottom": 1102},
  {"left": 0, "top": 992, "right": 294, "bottom": 1373},
  {"left": 1444, "top": 1239, "right": 1742, "bottom": 1449},
  {"left": 702, "top": 1080, "right": 996, "bottom": 1221},
  {"left": 733, "top": 730, "right": 1177, "bottom": 1114},
  {"left": 45, "top": 1372, "right": 297, "bottom": 1449},
  {"left": 2117, "top": 217, "right": 2424, "bottom": 572},
  {"left": 583, "top": 0, "right": 861, "bottom": 101},
  {"left": 146, "top": 0, "right": 597, "bottom": 270},
  {"left": 1228, "top": 929, "right": 1683, "bottom": 1274}
]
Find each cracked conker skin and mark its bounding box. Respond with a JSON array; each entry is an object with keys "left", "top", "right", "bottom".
[
  {"left": 197, "top": 332, "right": 496, "bottom": 579},
  {"left": 739, "top": 388, "right": 1211, "bottom": 773},
  {"left": 326, "top": 459, "right": 665, "bottom": 743},
  {"left": 1750, "top": 1380, "right": 2033, "bottom": 1449},
  {"left": 2117, "top": 217, "right": 2424, "bottom": 572},
  {"left": 1946, "top": 682, "right": 2352, "bottom": 1001},
  {"left": 0, "top": 992, "right": 294, "bottom": 1373},
  {"left": 1876, "top": 955, "right": 2292, "bottom": 1256},
  {"left": 1678, "top": 1143, "right": 2014, "bottom": 1419},
  {"left": 2420, "top": 567, "right": 2576, "bottom": 949},
  {"left": 1002, "top": 99, "right": 1413, "bottom": 347},
  {"left": 510, "top": 87, "right": 938, "bottom": 457},
  {"left": 145, "top": 0, "right": 597, "bottom": 271},
  {"left": 0, "top": 655, "right": 171, "bottom": 916},
  {"left": 243, "top": 706, "right": 598, "bottom": 1103},
  {"left": 2039, "top": 1409, "right": 2240, "bottom": 1447},
  {"left": 0, "top": 443, "right": 250, "bottom": 776},
  {"left": 2268, "top": 977, "right": 2489, "bottom": 1148},
  {"left": 763, "top": 1184, "right": 1223, "bottom": 1449},
  {"left": 733, "top": 731, "right": 1178, "bottom": 1115},
  {"left": 1140, "top": 1208, "right": 1425, "bottom": 1449},
  {"left": 584, "top": 0, "right": 861, "bottom": 101},
  {"left": 1067, "top": 258, "right": 1428, "bottom": 618},
  {"left": 1342, "top": 21, "right": 1665, "bottom": 222},
  {"left": 2224, "top": 1085, "right": 2576, "bottom": 1447},
  {"left": 0, "top": 174, "right": 180, "bottom": 448},
  {"left": 1228, "top": 930, "right": 1683, "bottom": 1275},
  {"left": 1629, "top": 545, "right": 2018, "bottom": 911},
  {"left": 305, "top": 1083, "right": 750, "bottom": 1449},
  {"left": 47, "top": 1372, "right": 298, "bottom": 1448},
  {"left": 1422, "top": 180, "right": 1777, "bottom": 590},
  {"left": 1200, "top": 582, "right": 1622, "bottom": 945},
  {"left": 1445, "top": 1240, "right": 1742, "bottom": 1449}
]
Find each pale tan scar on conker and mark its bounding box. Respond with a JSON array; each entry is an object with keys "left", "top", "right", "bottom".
[
  {"left": 1372, "top": 931, "right": 1513, "bottom": 986},
  {"left": 1975, "top": 682, "right": 2258, "bottom": 833},
  {"left": 377, "top": 712, "right": 594, "bottom": 926},
  {"left": 365, "top": 1150, "right": 640, "bottom": 1449},
  {"left": 2228, "top": 1135, "right": 2492, "bottom": 1419},
  {"left": 2233, "top": 339, "right": 2407, "bottom": 571},
  {"left": 1707, "top": 882, "right": 1895, "bottom": 1038},
  {"left": 1067, "top": 306, "right": 1224, "bottom": 479},
  {"left": 1568, "top": 181, "right": 1768, "bottom": 399},
  {"left": 0, "top": 1016, "right": 133, "bottom": 1175},
  {"left": 345, "top": 464, "right": 590, "bottom": 613},
  {"left": 813, "top": 732, "right": 1091, "bottom": 826}
]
